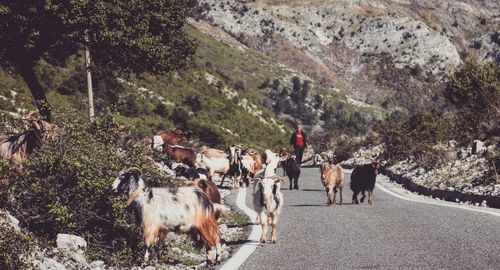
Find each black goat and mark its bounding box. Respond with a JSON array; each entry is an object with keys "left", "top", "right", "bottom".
[
  {"left": 350, "top": 162, "right": 379, "bottom": 205},
  {"left": 284, "top": 156, "right": 301, "bottom": 190}
]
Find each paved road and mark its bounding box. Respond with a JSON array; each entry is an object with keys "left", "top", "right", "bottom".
[{"left": 239, "top": 168, "right": 500, "bottom": 270}]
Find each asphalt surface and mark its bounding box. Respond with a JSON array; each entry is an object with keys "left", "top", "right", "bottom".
[{"left": 239, "top": 168, "right": 500, "bottom": 270}]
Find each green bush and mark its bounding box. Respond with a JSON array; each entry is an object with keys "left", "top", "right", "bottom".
[
  {"left": 0, "top": 110, "right": 173, "bottom": 266},
  {"left": 0, "top": 212, "right": 38, "bottom": 270},
  {"left": 374, "top": 108, "right": 454, "bottom": 168},
  {"left": 445, "top": 60, "right": 500, "bottom": 141}
]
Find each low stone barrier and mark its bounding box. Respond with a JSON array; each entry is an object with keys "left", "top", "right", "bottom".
[{"left": 379, "top": 167, "right": 500, "bottom": 209}]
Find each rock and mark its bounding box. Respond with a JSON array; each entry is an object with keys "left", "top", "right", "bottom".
[
  {"left": 219, "top": 224, "right": 228, "bottom": 234},
  {"left": 221, "top": 250, "right": 230, "bottom": 260},
  {"left": 38, "top": 257, "right": 67, "bottom": 270},
  {"left": 481, "top": 200, "right": 488, "bottom": 207},
  {"left": 448, "top": 140, "right": 458, "bottom": 148},
  {"left": 88, "top": 260, "right": 105, "bottom": 269},
  {"left": 56, "top": 234, "right": 87, "bottom": 265},
  {"left": 5, "top": 211, "right": 21, "bottom": 232},
  {"left": 457, "top": 149, "right": 469, "bottom": 159},
  {"left": 171, "top": 247, "right": 182, "bottom": 254},
  {"left": 487, "top": 145, "right": 496, "bottom": 153},
  {"left": 56, "top": 234, "right": 87, "bottom": 251},
  {"left": 472, "top": 140, "right": 484, "bottom": 155}
]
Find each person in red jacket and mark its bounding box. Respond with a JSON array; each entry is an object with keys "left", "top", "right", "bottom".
[{"left": 289, "top": 122, "right": 307, "bottom": 165}]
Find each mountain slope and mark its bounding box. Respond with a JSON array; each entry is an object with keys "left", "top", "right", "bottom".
[{"left": 197, "top": 0, "right": 499, "bottom": 114}]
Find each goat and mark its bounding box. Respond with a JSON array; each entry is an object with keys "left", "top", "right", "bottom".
[
  {"left": 183, "top": 179, "right": 222, "bottom": 219},
  {"left": 200, "top": 146, "right": 227, "bottom": 158},
  {"left": 222, "top": 146, "right": 247, "bottom": 188},
  {"left": 278, "top": 148, "right": 289, "bottom": 176},
  {"left": 164, "top": 144, "right": 196, "bottom": 167},
  {"left": 253, "top": 176, "right": 284, "bottom": 243},
  {"left": 197, "top": 154, "right": 230, "bottom": 182},
  {"left": 263, "top": 149, "right": 280, "bottom": 177},
  {"left": 283, "top": 155, "right": 301, "bottom": 190},
  {"left": 112, "top": 167, "right": 223, "bottom": 264},
  {"left": 0, "top": 111, "right": 55, "bottom": 165},
  {"left": 351, "top": 162, "right": 379, "bottom": 205},
  {"left": 319, "top": 163, "right": 344, "bottom": 206}
]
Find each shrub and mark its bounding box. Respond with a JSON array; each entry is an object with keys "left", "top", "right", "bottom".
[
  {"left": 0, "top": 110, "right": 172, "bottom": 266},
  {"left": 0, "top": 212, "right": 38, "bottom": 270},
  {"left": 445, "top": 60, "right": 500, "bottom": 141},
  {"left": 374, "top": 108, "right": 454, "bottom": 168}
]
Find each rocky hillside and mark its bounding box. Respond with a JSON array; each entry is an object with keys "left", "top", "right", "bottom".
[{"left": 197, "top": 0, "right": 499, "bottom": 113}]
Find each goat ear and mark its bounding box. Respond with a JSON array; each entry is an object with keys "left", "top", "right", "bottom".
[
  {"left": 197, "top": 179, "right": 208, "bottom": 189},
  {"left": 272, "top": 183, "right": 279, "bottom": 194}
]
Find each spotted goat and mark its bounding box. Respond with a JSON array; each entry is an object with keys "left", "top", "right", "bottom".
[
  {"left": 112, "top": 167, "right": 224, "bottom": 264},
  {"left": 253, "top": 176, "right": 284, "bottom": 243}
]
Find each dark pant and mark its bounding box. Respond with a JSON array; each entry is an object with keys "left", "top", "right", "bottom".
[{"left": 294, "top": 146, "right": 304, "bottom": 165}]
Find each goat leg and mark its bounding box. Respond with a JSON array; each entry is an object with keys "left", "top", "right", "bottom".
[
  {"left": 270, "top": 213, "right": 279, "bottom": 243},
  {"left": 215, "top": 237, "right": 222, "bottom": 265},
  {"left": 218, "top": 174, "right": 225, "bottom": 188},
  {"left": 339, "top": 188, "right": 343, "bottom": 206},
  {"left": 325, "top": 187, "right": 330, "bottom": 206},
  {"left": 368, "top": 191, "right": 373, "bottom": 205},
  {"left": 332, "top": 188, "right": 337, "bottom": 206},
  {"left": 206, "top": 243, "right": 215, "bottom": 266},
  {"left": 352, "top": 192, "right": 359, "bottom": 204},
  {"left": 143, "top": 227, "right": 157, "bottom": 262},
  {"left": 260, "top": 222, "right": 267, "bottom": 243},
  {"left": 255, "top": 214, "right": 261, "bottom": 225},
  {"left": 360, "top": 191, "right": 366, "bottom": 203},
  {"left": 271, "top": 224, "right": 277, "bottom": 244}
]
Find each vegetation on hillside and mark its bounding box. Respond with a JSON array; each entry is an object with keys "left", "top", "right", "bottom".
[
  {"left": 0, "top": 110, "right": 176, "bottom": 267},
  {"left": 0, "top": 0, "right": 196, "bottom": 121},
  {"left": 373, "top": 60, "right": 499, "bottom": 175}
]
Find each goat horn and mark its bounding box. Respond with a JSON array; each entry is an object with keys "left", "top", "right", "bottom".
[
  {"left": 127, "top": 167, "right": 142, "bottom": 176},
  {"left": 271, "top": 175, "right": 284, "bottom": 183}
]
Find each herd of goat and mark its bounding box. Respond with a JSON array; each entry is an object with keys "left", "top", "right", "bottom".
[{"left": 0, "top": 112, "right": 379, "bottom": 265}]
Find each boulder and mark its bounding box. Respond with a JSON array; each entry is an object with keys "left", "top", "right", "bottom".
[
  {"left": 56, "top": 234, "right": 87, "bottom": 265},
  {"left": 447, "top": 140, "right": 458, "bottom": 148},
  {"left": 5, "top": 211, "right": 21, "bottom": 232},
  {"left": 457, "top": 149, "right": 469, "bottom": 159},
  {"left": 56, "top": 234, "right": 87, "bottom": 251},
  {"left": 88, "top": 260, "right": 105, "bottom": 270},
  {"left": 38, "top": 258, "right": 67, "bottom": 270},
  {"left": 472, "top": 140, "right": 485, "bottom": 155}
]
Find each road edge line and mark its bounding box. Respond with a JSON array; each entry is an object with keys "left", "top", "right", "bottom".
[
  {"left": 376, "top": 181, "right": 500, "bottom": 218},
  {"left": 220, "top": 187, "right": 261, "bottom": 270}
]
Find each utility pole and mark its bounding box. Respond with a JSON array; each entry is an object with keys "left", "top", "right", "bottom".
[{"left": 85, "top": 43, "right": 95, "bottom": 121}]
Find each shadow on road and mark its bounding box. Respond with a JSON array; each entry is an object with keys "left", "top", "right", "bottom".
[
  {"left": 298, "top": 188, "right": 324, "bottom": 192},
  {"left": 288, "top": 203, "right": 355, "bottom": 207}
]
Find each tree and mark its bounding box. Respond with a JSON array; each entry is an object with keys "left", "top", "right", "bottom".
[
  {"left": 0, "top": 0, "right": 197, "bottom": 121},
  {"left": 445, "top": 60, "right": 499, "bottom": 139}
]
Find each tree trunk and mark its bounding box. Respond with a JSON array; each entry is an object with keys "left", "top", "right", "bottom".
[{"left": 19, "top": 63, "right": 52, "bottom": 122}]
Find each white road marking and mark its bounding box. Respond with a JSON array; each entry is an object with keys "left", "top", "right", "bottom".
[
  {"left": 220, "top": 187, "right": 262, "bottom": 270},
  {"left": 346, "top": 168, "right": 500, "bottom": 217},
  {"left": 376, "top": 180, "right": 500, "bottom": 218}
]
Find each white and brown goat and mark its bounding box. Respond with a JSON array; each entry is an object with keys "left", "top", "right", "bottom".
[
  {"left": 0, "top": 111, "right": 55, "bottom": 165},
  {"left": 319, "top": 163, "right": 344, "bottom": 206},
  {"left": 112, "top": 167, "right": 223, "bottom": 264},
  {"left": 253, "top": 176, "right": 284, "bottom": 243}
]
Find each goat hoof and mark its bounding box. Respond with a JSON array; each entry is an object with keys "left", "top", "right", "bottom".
[
  {"left": 260, "top": 239, "right": 266, "bottom": 243},
  {"left": 272, "top": 239, "right": 277, "bottom": 244}
]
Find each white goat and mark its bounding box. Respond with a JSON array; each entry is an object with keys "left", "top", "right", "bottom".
[{"left": 253, "top": 176, "right": 284, "bottom": 243}]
